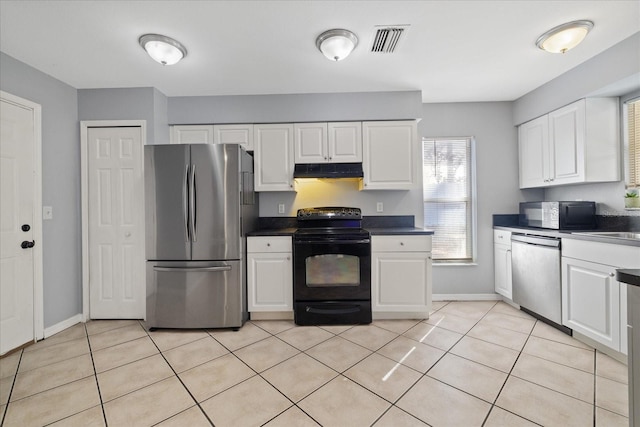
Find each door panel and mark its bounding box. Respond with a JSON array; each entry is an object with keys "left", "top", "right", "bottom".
[
  {"left": 1, "top": 98, "right": 35, "bottom": 354},
  {"left": 144, "top": 144, "right": 190, "bottom": 260},
  {"left": 89, "top": 127, "right": 144, "bottom": 319},
  {"left": 191, "top": 144, "right": 240, "bottom": 260}
]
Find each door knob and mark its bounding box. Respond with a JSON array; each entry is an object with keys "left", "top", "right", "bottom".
[
  {"left": 21, "top": 224, "right": 31, "bottom": 232},
  {"left": 21, "top": 240, "right": 35, "bottom": 249}
]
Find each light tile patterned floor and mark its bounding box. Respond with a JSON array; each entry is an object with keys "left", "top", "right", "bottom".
[{"left": 0, "top": 301, "right": 630, "bottom": 426}]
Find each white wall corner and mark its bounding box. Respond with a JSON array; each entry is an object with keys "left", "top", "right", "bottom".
[{"left": 43, "top": 314, "right": 83, "bottom": 339}]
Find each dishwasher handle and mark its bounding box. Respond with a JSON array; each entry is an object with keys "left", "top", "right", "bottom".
[{"left": 511, "top": 233, "right": 561, "bottom": 248}]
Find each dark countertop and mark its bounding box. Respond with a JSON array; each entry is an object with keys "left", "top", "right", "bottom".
[
  {"left": 617, "top": 269, "right": 640, "bottom": 287},
  {"left": 248, "top": 227, "right": 434, "bottom": 237},
  {"left": 247, "top": 228, "right": 297, "bottom": 237}
]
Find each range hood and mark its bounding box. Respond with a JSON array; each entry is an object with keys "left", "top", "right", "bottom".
[{"left": 293, "top": 163, "right": 364, "bottom": 179}]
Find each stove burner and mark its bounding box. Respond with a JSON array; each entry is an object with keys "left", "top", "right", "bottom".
[{"left": 297, "top": 207, "right": 362, "bottom": 221}]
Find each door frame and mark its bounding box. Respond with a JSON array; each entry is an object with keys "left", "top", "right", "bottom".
[
  {"left": 80, "top": 120, "right": 147, "bottom": 321},
  {"left": 0, "top": 90, "right": 44, "bottom": 342}
]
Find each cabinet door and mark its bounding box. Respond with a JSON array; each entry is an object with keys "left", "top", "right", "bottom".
[
  {"left": 170, "top": 125, "right": 214, "bottom": 144},
  {"left": 294, "top": 123, "right": 328, "bottom": 164},
  {"left": 372, "top": 252, "right": 431, "bottom": 312},
  {"left": 254, "top": 124, "right": 295, "bottom": 191},
  {"left": 328, "top": 122, "right": 362, "bottom": 163},
  {"left": 362, "top": 121, "right": 417, "bottom": 190},
  {"left": 562, "top": 257, "right": 620, "bottom": 350},
  {"left": 549, "top": 100, "right": 585, "bottom": 185},
  {"left": 518, "top": 115, "right": 548, "bottom": 188},
  {"left": 494, "top": 244, "right": 512, "bottom": 300},
  {"left": 213, "top": 124, "right": 254, "bottom": 151},
  {"left": 247, "top": 252, "right": 292, "bottom": 312}
]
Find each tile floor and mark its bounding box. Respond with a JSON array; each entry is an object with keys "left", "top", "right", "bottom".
[{"left": 0, "top": 301, "right": 630, "bottom": 426}]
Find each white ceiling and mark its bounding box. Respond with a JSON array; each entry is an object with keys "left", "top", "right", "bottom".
[{"left": 1, "top": 1, "right": 638, "bottom": 103}]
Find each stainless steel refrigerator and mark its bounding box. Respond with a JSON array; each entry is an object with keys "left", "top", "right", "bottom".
[{"left": 144, "top": 144, "right": 258, "bottom": 330}]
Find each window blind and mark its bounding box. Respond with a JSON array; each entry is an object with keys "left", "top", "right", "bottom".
[
  {"left": 628, "top": 100, "right": 640, "bottom": 187},
  {"left": 423, "top": 138, "right": 473, "bottom": 261}
]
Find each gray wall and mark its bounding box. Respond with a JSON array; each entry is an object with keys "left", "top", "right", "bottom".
[
  {"left": 78, "top": 87, "right": 161, "bottom": 143},
  {"left": 513, "top": 32, "right": 640, "bottom": 125},
  {"left": 0, "top": 52, "right": 81, "bottom": 328},
  {"left": 153, "top": 88, "right": 169, "bottom": 145},
  {"left": 419, "top": 102, "right": 543, "bottom": 295},
  {"left": 169, "top": 91, "right": 423, "bottom": 124}
]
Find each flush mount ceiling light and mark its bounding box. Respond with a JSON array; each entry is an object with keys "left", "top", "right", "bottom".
[
  {"left": 316, "top": 29, "right": 358, "bottom": 61},
  {"left": 139, "top": 34, "right": 187, "bottom": 65},
  {"left": 536, "top": 20, "right": 594, "bottom": 54}
]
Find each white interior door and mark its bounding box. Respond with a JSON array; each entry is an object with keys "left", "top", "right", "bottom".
[
  {"left": 0, "top": 98, "right": 36, "bottom": 354},
  {"left": 88, "top": 127, "right": 144, "bottom": 319}
]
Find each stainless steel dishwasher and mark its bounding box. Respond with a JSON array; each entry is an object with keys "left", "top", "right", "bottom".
[{"left": 511, "top": 233, "right": 568, "bottom": 332}]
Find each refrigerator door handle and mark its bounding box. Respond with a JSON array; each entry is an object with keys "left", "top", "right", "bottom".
[
  {"left": 190, "top": 164, "right": 197, "bottom": 242},
  {"left": 153, "top": 266, "right": 232, "bottom": 273},
  {"left": 183, "top": 164, "right": 190, "bottom": 242}
]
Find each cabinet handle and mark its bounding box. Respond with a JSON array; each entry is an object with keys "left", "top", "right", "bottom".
[
  {"left": 267, "top": 243, "right": 271, "bottom": 247},
  {"left": 329, "top": 156, "right": 332, "bottom": 160},
  {"left": 498, "top": 235, "right": 503, "bottom": 239},
  {"left": 609, "top": 272, "right": 615, "bottom": 277},
  {"left": 287, "top": 256, "right": 290, "bottom": 261},
  {"left": 400, "top": 242, "right": 404, "bottom": 246}
]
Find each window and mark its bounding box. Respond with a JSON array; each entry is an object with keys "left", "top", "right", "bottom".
[
  {"left": 422, "top": 137, "right": 475, "bottom": 262},
  {"left": 625, "top": 98, "right": 640, "bottom": 188}
]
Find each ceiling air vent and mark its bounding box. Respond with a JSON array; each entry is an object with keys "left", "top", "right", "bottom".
[{"left": 370, "top": 25, "right": 409, "bottom": 53}]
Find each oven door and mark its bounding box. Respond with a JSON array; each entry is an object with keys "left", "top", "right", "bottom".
[{"left": 293, "top": 236, "right": 371, "bottom": 301}]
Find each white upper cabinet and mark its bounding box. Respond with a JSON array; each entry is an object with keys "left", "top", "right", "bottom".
[
  {"left": 518, "top": 98, "right": 619, "bottom": 189},
  {"left": 254, "top": 124, "right": 295, "bottom": 192},
  {"left": 294, "top": 123, "right": 328, "bottom": 163},
  {"left": 294, "top": 122, "right": 362, "bottom": 164},
  {"left": 361, "top": 120, "right": 417, "bottom": 190},
  {"left": 328, "top": 122, "right": 362, "bottom": 163},
  {"left": 213, "top": 124, "right": 254, "bottom": 151},
  {"left": 170, "top": 125, "right": 214, "bottom": 144},
  {"left": 518, "top": 115, "right": 549, "bottom": 188}
]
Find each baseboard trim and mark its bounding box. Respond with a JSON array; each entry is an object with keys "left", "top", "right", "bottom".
[
  {"left": 44, "top": 314, "right": 83, "bottom": 338},
  {"left": 433, "top": 293, "right": 502, "bottom": 301}
]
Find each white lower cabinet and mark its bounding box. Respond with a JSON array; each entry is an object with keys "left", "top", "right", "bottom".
[
  {"left": 562, "top": 239, "right": 640, "bottom": 355},
  {"left": 493, "top": 230, "right": 512, "bottom": 300},
  {"left": 372, "top": 235, "right": 432, "bottom": 315},
  {"left": 562, "top": 257, "right": 620, "bottom": 350},
  {"left": 247, "top": 237, "right": 292, "bottom": 312}
]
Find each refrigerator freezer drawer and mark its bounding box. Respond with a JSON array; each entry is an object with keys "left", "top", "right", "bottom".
[{"left": 146, "top": 260, "right": 247, "bottom": 329}]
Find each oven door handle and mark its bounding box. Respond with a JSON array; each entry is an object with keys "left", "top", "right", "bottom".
[
  {"left": 305, "top": 306, "right": 362, "bottom": 315},
  {"left": 295, "top": 239, "right": 370, "bottom": 244}
]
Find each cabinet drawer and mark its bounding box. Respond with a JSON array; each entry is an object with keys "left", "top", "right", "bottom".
[
  {"left": 494, "top": 230, "right": 511, "bottom": 245},
  {"left": 247, "top": 236, "right": 291, "bottom": 253},
  {"left": 372, "top": 235, "right": 431, "bottom": 252}
]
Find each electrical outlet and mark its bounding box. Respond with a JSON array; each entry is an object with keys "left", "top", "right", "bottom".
[
  {"left": 43, "top": 206, "right": 53, "bottom": 220},
  {"left": 376, "top": 202, "right": 383, "bottom": 212},
  {"left": 278, "top": 203, "right": 285, "bottom": 214}
]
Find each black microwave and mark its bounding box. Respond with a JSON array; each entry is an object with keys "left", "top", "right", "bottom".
[{"left": 519, "top": 201, "right": 596, "bottom": 230}]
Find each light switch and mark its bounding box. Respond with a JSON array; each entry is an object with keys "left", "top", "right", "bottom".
[
  {"left": 43, "top": 206, "right": 53, "bottom": 220},
  {"left": 376, "top": 202, "right": 383, "bottom": 212},
  {"left": 278, "top": 203, "right": 285, "bottom": 214}
]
